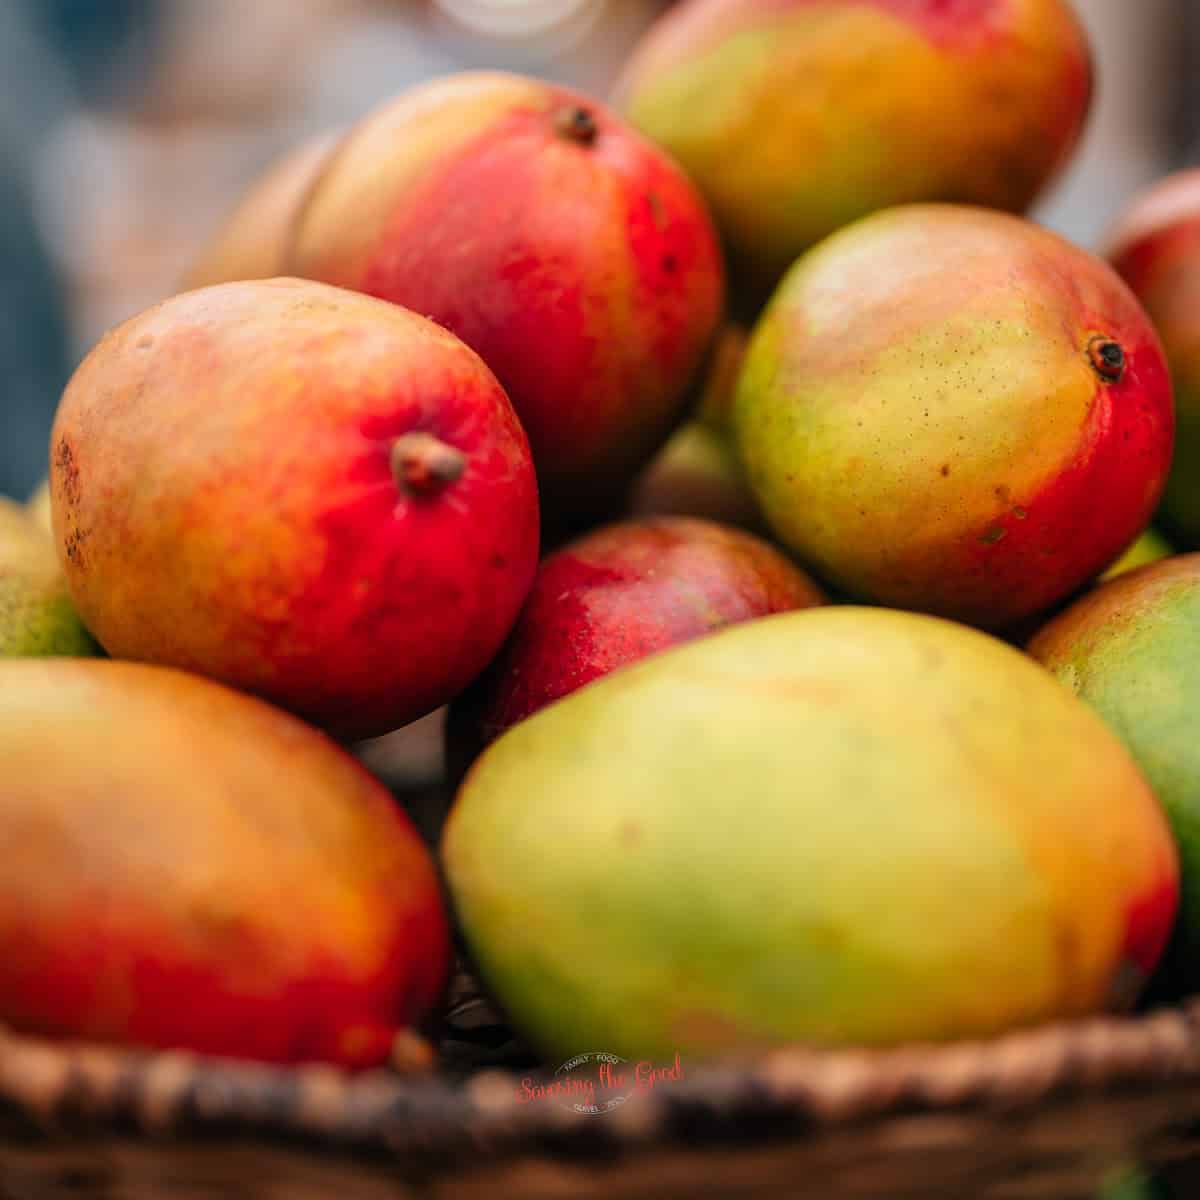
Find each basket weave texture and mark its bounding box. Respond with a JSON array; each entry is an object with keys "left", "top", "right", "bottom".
[{"left": 5, "top": 977, "right": 1200, "bottom": 1199}]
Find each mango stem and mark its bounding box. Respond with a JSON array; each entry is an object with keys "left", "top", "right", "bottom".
[{"left": 391, "top": 433, "right": 466, "bottom": 495}]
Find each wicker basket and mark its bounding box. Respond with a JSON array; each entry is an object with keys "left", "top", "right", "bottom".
[{"left": 5, "top": 965, "right": 1200, "bottom": 1200}]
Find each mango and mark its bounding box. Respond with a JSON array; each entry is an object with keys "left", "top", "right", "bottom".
[
  {"left": 0, "top": 658, "right": 448, "bottom": 1066},
  {"left": 449, "top": 515, "right": 823, "bottom": 769},
  {"left": 627, "top": 422, "right": 764, "bottom": 531},
  {"left": 1107, "top": 170, "right": 1200, "bottom": 548},
  {"left": 183, "top": 131, "right": 340, "bottom": 290},
  {"left": 1097, "top": 1168, "right": 1163, "bottom": 1200},
  {"left": 692, "top": 321, "right": 748, "bottom": 434},
  {"left": 627, "top": 323, "right": 761, "bottom": 528},
  {"left": 0, "top": 498, "right": 96, "bottom": 658},
  {"left": 734, "top": 205, "right": 1174, "bottom": 630},
  {"left": 288, "top": 72, "right": 725, "bottom": 518},
  {"left": 50, "top": 279, "right": 540, "bottom": 741},
  {"left": 1100, "top": 528, "right": 1173, "bottom": 583},
  {"left": 25, "top": 479, "right": 51, "bottom": 533},
  {"left": 615, "top": 0, "right": 1092, "bottom": 305},
  {"left": 443, "top": 608, "right": 1177, "bottom": 1063},
  {"left": 1029, "top": 556, "right": 1200, "bottom": 979}
]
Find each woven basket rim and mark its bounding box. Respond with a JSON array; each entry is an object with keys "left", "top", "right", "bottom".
[{"left": 4, "top": 996, "right": 1200, "bottom": 1173}]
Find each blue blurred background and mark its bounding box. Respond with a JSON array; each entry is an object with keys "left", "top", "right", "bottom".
[{"left": 0, "top": 0, "right": 1189, "bottom": 498}]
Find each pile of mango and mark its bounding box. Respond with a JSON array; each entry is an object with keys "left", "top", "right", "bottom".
[{"left": 4, "top": 0, "right": 1200, "bottom": 1076}]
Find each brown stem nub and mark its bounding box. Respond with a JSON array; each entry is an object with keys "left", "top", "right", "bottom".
[
  {"left": 554, "top": 105, "right": 598, "bottom": 146},
  {"left": 1087, "top": 335, "right": 1126, "bottom": 383},
  {"left": 390, "top": 1029, "right": 436, "bottom": 1074},
  {"left": 390, "top": 432, "right": 466, "bottom": 495}
]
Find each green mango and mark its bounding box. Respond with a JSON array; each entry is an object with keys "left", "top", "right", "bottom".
[
  {"left": 1030, "top": 555, "right": 1200, "bottom": 979},
  {"left": 1100, "top": 529, "right": 1173, "bottom": 582},
  {"left": 445, "top": 607, "right": 1177, "bottom": 1063},
  {"left": 0, "top": 498, "right": 97, "bottom": 657}
]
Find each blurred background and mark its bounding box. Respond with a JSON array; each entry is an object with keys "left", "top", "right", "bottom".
[{"left": 0, "top": 0, "right": 1191, "bottom": 499}]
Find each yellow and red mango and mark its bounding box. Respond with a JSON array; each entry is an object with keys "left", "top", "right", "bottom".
[
  {"left": 615, "top": 0, "right": 1092, "bottom": 305},
  {"left": 1029, "top": 556, "right": 1200, "bottom": 979},
  {"left": 183, "top": 131, "right": 340, "bottom": 291},
  {"left": 1107, "top": 171, "right": 1200, "bottom": 548},
  {"left": 734, "top": 205, "right": 1174, "bottom": 630},
  {"left": 288, "top": 72, "right": 725, "bottom": 519},
  {"left": 448, "top": 515, "right": 823, "bottom": 769},
  {"left": 50, "top": 279, "right": 540, "bottom": 741},
  {"left": 443, "top": 608, "right": 1177, "bottom": 1062},
  {"left": 0, "top": 659, "right": 449, "bottom": 1067}
]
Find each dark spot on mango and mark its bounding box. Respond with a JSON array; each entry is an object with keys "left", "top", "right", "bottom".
[
  {"left": 1013, "top": 506, "right": 1028, "bottom": 520},
  {"left": 491, "top": 553, "right": 507, "bottom": 570},
  {"left": 662, "top": 253, "right": 678, "bottom": 274},
  {"left": 554, "top": 105, "right": 598, "bottom": 146},
  {"left": 940, "top": 464, "right": 950, "bottom": 477},
  {"left": 54, "top": 438, "right": 80, "bottom": 507},
  {"left": 64, "top": 525, "right": 89, "bottom": 567},
  {"left": 980, "top": 525, "right": 1007, "bottom": 545},
  {"left": 1087, "top": 335, "right": 1126, "bottom": 383},
  {"left": 619, "top": 821, "right": 641, "bottom": 848}
]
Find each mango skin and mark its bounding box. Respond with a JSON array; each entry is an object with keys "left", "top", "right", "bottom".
[
  {"left": 627, "top": 422, "right": 764, "bottom": 531},
  {"left": 289, "top": 72, "right": 725, "bottom": 517},
  {"left": 1107, "top": 171, "right": 1200, "bottom": 548},
  {"left": 627, "top": 325, "right": 761, "bottom": 529},
  {"left": 183, "top": 131, "right": 340, "bottom": 291},
  {"left": 443, "top": 608, "right": 1177, "bottom": 1063},
  {"left": 735, "top": 205, "right": 1174, "bottom": 630},
  {"left": 1100, "top": 528, "right": 1173, "bottom": 583},
  {"left": 692, "top": 321, "right": 748, "bottom": 434},
  {"left": 50, "top": 279, "right": 540, "bottom": 741},
  {"left": 0, "top": 499, "right": 97, "bottom": 658},
  {"left": 1029, "top": 556, "right": 1200, "bottom": 976},
  {"left": 0, "top": 659, "right": 449, "bottom": 1067},
  {"left": 25, "top": 480, "right": 52, "bottom": 533},
  {"left": 449, "top": 515, "right": 824, "bottom": 765},
  {"left": 615, "top": 0, "right": 1091, "bottom": 303}
]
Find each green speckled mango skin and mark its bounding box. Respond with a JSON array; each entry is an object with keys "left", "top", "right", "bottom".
[
  {"left": 1029, "top": 555, "right": 1200, "bottom": 971},
  {"left": 443, "top": 607, "right": 1177, "bottom": 1063},
  {"left": 0, "top": 500, "right": 97, "bottom": 658},
  {"left": 734, "top": 205, "right": 1174, "bottom": 630}
]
